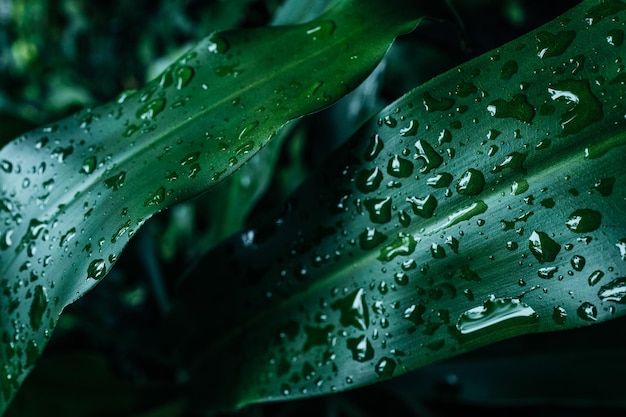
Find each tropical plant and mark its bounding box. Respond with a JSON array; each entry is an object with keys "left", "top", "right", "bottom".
[{"left": 1, "top": 0, "right": 625, "bottom": 416}]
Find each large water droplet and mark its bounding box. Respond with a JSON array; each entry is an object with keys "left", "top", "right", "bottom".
[
  {"left": 576, "top": 302, "right": 597, "bottom": 321},
  {"left": 207, "top": 33, "right": 229, "bottom": 53},
  {"left": 174, "top": 65, "right": 194, "bottom": 89},
  {"left": 387, "top": 155, "right": 413, "bottom": 178},
  {"left": 347, "top": 335, "right": 374, "bottom": 362},
  {"left": 87, "top": 259, "right": 107, "bottom": 280},
  {"left": 570, "top": 254, "right": 586, "bottom": 271},
  {"left": 528, "top": 231, "right": 561, "bottom": 263},
  {"left": 80, "top": 156, "right": 97, "bottom": 175},
  {"left": 591, "top": 177, "right": 615, "bottom": 196},
  {"left": 588, "top": 270, "right": 604, "bottom": 286},
  {"left": 144, "top": 186, "right": 166, "bottom": 206},
  {"left": 364, "top": 197, "right": 392, "bottom": 224},
  {"left": 331, "top": 289, "right": 369, "bottom": 331},
  {"left": 444, "top": 200, "right": 489, "bottom": 228},
  {"left": 427, "top": 173, "right": 453, "bottom": 188},
  {"left": 456, "top": 295, "right": 539, "bottom": 335},
  {"left": 0, "top": 160, "right": 12, "bottom": 173},
  {"left": 584, "top": 0, "right": 626, "bottom": 25},
  {"left": 500, "top": 60, "right": 518, "bottom": 80},
  {"left": 492, "top": 152, "right": 527, "bottom": 174},
  {"left": 415, "top": 140, "right": 443, "bottom": 174},
  {"left": 104, "top": 171, "right": 126, "bottom": 191},
  {"left": 407, "top": 194, "right": 438, "bottom": 218},
  {"left": 375, "top": 357, "right": 397, "bottom": 378},
  {"left": 305, "top": 19, "right": 336, "bottom": 40},
  {"left": 548, "top": 79, "right": 603, "bottom": 136},
  {"left": 552, "top": 306, "right": 567, "bottom": 325},
  {"left": 136, "top": 98, "right": 166, "bottom": 120},
  {"left": 566, "top": 208, "right": 602, "bottom": 233},
  {"left": 536, "top": 30, "right": 576, "bottom": 58},
  {"left": 378, "top": 233, "right": 417, "bottom": 262},
  {"left": 487, "top": 94, "right": 535, "bottom": 123},
  {"left": 597, "top": 277, "right": 626, "bottom": 303},
  {"left": 422, "top": 92, "right": 455, "bottom": 112},
  {"left": 359, "top": 227, "right": 387, "bottom": 250},
  {"left": 456, "top": 168, "right": 485, "bottom": 196},
  {"left": 356, "top": 167, "right": 383, "bottom": 193}
]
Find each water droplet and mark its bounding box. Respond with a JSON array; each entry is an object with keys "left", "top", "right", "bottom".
[
  {"left": 331, "top": 288, "right": 369, "bottom": 330},
  {"left": 346, "top": 335, "right": 374, "bottom": 362},
  {"left": 207, "top": 33, "right": 229, "bottom": 53},
  {"left": 552, "top": 306, "right": 567, "bottom": 325},
  {"left": 359, "top": 228, "right": 387, "bottom": 250},
  {"left": 364, "top": 197, "right": 392, "bottom": 224},
  {"left": 363, "top": 134, "right": 384, "bottom": 161},
  {"left": 444, "top": 200, "right": 489, "bottom": 229},
  {"left": 538, "top": 266, "right": 558, "bottom": 279},
  {"left": 400, "top": 120, "right": 419, "bottom": 136},
  {"left": 356, "top": 167, "right": 383, "bottom": 193},
  {"left": 528, "top": 231, "right": 561, "bottom": 263},
  {"left": 180, "top": 152, "right": 200, "bottom": 166},
  {"left": 566, "top": 209, "right": 602, "bottom": 233},
  {"left": 576, "top": 302, "right": 597, "bottom": 321},
  {"left": 571, "top": 255, "right": 586, "bottom": 271},
  {"left": 16, "top": 218, "right": 48, "bottom": 253},
  {"left": 305, "top": 20, "right": 336, "bottom": 40},
  {"left": 29, "top": 285, "right": 48, "bottom": 330},
  {"left": 387, "top": 155, "right": 413, "bottom": 178},
  {"left": 51, "top": 146, "right": 74, "bottom": 163},
  {"left": 487, "top": 94, "right": 535, "bottom": 123},
  {"left": 407, "top": 194, "right": 437, "bottom": 218},
  {"left": 456, "top": 168, "right": 485, "bottom": 196},
  {"left": 378, "top": 233, "right": 417, "bottom": 262},
  {"left": 511, "top": 179, "right": 529, "bottom": 195},
  {"left": 548, "top": 79, "right": 603, "bottom": 136},
  {"left": 427, "top": 173, "right": 453, "bottom": 188},
  {"left": 431, "top": 243, "right": 446, "bottom": 259},
  {"left": 80, "top": 156, "right": 97, "bottom": 175},
  {"left": 588, "top": 270, "right": 604, "bottom": 286},
  {"left": 174, "top": 65, "right": 194, "bottom": 89},
  {"left": 455, "top": 81, "right": 477, "bottom": 97},
  {"left": 144, "top": 186, "right": 166, "bottom": 206},
  {"left": 403, "top": 303, "right": 426, "bottom": 326},
  {"left": 500, "top": 60, "right": 518, "bottom": 80},
  {"left": 394, "top": 272, "right": 409, "bottom": 286},
  {"left": 492, "top": 152, "right": 527, "bottom": 174},
  {"left": 87, "top": 259, "right": 107, "bottom": 280},
  {"left": 136, "top": 98, "right": 166, "bottom": 120},
  {"left": 375, "top": 357, "right": 396, "bottom": 378},
  {"left": 415, "top": 139, "right": 443, "bottom": 174},
  {"left": 536, "top": 30, "right": 575, "bottom": 59},
  {"left": 398, "top": 210, "right": 411, "bottom": 227},
  {"left": 591, "top": 177, "right": 615, "bottom": 196},
  {"left": 0, "top": 160, "right": 12, "bottom": 173},
  {"left": 607, "top": 28, "right": 625, "bottom": 46},
  {"left": 104, "top": 171, "right": 126, "bottom": 191},
  {"left": 585, "top": 0, "right": 626, "bottom": 25},
  {"left": 616, "top": 239, "right": 626, "bottom": 260},
  {"left": 456, "top": 295, "right": 539, "bottom": 335},
  {"left": 598, "top": 277, "right": 626, "bottom": 303},
  {"left": 422, "top": 92, "right": 455, "bottom": 112}
]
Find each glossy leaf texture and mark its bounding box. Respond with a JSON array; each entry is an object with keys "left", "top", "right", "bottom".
[
  {"left": 169, "top": 0, "right": 626, "bottom": 412},
  {"left": 0, "top": 0, "right": 440, "bottom": 410}
]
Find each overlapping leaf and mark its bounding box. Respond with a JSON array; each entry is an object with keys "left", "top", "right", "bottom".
[
  {"left": 0, "top": 0, "right": 443, "bottom": 410},
  {"left": 170, "top": 0, "right": 626, "bottom": 412}
]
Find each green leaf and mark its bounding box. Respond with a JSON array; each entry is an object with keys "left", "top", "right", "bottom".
[
  {"left": 170, "top": 0, "right": 626, "bottom": 412},
  {"left": 0, "top": 0, "right": 441, "bottom": 411}
]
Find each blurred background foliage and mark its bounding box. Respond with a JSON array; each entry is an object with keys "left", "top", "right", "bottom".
[{"left": 5, "top": 0, "right": 625, "bottom": 416}]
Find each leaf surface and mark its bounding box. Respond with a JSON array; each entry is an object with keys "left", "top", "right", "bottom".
[
  {"left": 0, "top": 0, "right": 437, "bottom": 410},
  {"left": 170, "top": 0, "right": 626, "bottom": 412}
]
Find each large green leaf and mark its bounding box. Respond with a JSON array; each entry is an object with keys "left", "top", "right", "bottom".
[
  {"left": 170, "top": 0, "right": 626, "bottom": 412},
  {"left": 0, "top": 0, "right": 442, "bottom": 410}
]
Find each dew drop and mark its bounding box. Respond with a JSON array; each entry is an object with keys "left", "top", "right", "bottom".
[
  {"left": 456, "top": 168, "right": 485, "bottom": 196},
  {"left": 427, "top": 173, "right": 453, "bottom": 188},
  {"left": 598, "top": 277, "right": 626, "bottom": 303},
  {"left": 487, "top": 94, "right": 535, "bottom": 123},
  {"left": 414, "top": 139, "right": 443, "bottom": 174},
  {"left": 387, "top": 155, "right": 413, "bottom": 178},
  {"left": 363, "top": 134, "right": 384, "bottom": 161},
  {"left": 87, "top": 259, "right": 107, "bottom": 280},
  {"left": 588, "top": 270, "right": 604, "bottom": 286},
  {"left": 548, "top": 79, "right": 603, "bottom": 136},
  {"left": 359, "top": 228, "right": 387, "bottom": 250},
  {"left": 207, "top": 33, "right": 229, "bottom": 53},
  {"left": 422, "top": 92, "right": 455, "bottom": 112},
  {"left": 363, "top": 197, "right": 392, "bottom": 224},
  {"left": 536, "top": 30, "right": 576, "bottom": 59},
  {"left": 136, "top": 98, "right": 166, "bottom": 120},
  {"left": 528, "top": 231, "right": 561, "bottom": 263},
  {"left": 356, "top": 167, "right": 383, "bottom": 193},
  {"left": 80, "top": 156, "right": 97, "bottom": 175},
  {"left": 566, "top": 209, "right": 602, "bottom": 233},
  {"left": 144, "top": 186, "right": 166, "bottom": 206},
  {"left": 406, "top": 194, "right": 437, "bottom": 218},
  {"left": 174, "top": 65, "right": 194, "bottom": 89},
  {"left": 576, "top": 302, "right": 597, "bottom": 321},
  {"left": 552, "top": 306, "right": 567, "bottom": 325},
  {"left": 305, "top": 19, "right": 336, "bottom": 40},
  {"left": 0, "top": 160, "right": 12, "bottom": 173},
  {"left": 378, "top": 233, "right": 417, "bottom": 262},
  {"left": 103, "top": 171, "right": 126, "bottom": 191},
  {"left": 346, "top": 335, "right": 374, "bottom": 362},
  {"left": 570, "top": 254, "right": 586, "bottom": 271},
  {"left": 375, "top": 357, "right": 396, "bottom": 378},
  {"left": 29, "top": 285, "right": 48, "bottom": 331},
  {"left": 456, "top": 295, "right": 539, "bottom": 335}
]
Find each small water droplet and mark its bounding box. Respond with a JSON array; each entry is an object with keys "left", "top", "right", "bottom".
[
  {"left": 552, "top": 306, "right": 567, "bottom": 325},
  {"left": 207, "top": 33, "right": 229, "bottom": 53},
  {"left": 415, "top": 139, "right": 443, "bottom": 174},
  {"left": 174, "top": 65, "right": 194, "bottom": 89},
  {"left": 570, "top": 254, "right": 586, "bottom": 271},
  {"left": 346, "top": 335, "right": 374, "bottom": 362},
  {"left": 305, "top": 20, "right": 336, "bottom": 40},
  {"left": 0, "top": 160, "right": 12, "bottom": 173},
  {"left": 387, "top": 155, "right": 413, "bottom": 178},
  {"left": 51, "top": 146, "right": 74, "bottom": 163},
  {"left": 87, "top": 259, "right": 107, "bottom": 280},
  {"left": 375, "top": 357, "right": 396, "bottom": 378},
  {"left": 104, "top": 171, "right": 126, "bottom": 191},
  {"left": 538, "top": 266, "right": 558, "bottom": 279},
  {"left": 356, "top": 167, "right": 384, "bottom": 193},
  {"left": 400, "top": 120, "right": 419, "bottom": 136},
  {"left": 144, "top": 186, "right": 166, "bottom": 206},
  {"left": 431, "top": 243, "right": 446, "bottom": 259},
  {"left": 591, "top": 177, "right": 615, "bottom": 196},
  {"left": 80, "top": 156, "right": 97, "bottom": 175},
  {"left": 427, "top": 173, "right": 453, "bottom": 188},
  {"left": 136, "top": 98, "right": 166, "bottom": 120},
  {"left": 423, "top": 92, "right": 455, "bottom": 112},
  {"left": 406, "top": 194, "right": 437, "bottom": 218},
  {"left": 588, "top": 270, "right": 604, "bottom": 286},
  {"left": 359, "top": 227, "right": 387, "bottom": 250},
  {"left": 378, "top": 233, "right": 417, "bottom": 262},
  {"left": 363, "top": 134, "right": 384, "bottom": 161},
  {"left": 29, "top": 285, "right": 48, "bottom": 330}
]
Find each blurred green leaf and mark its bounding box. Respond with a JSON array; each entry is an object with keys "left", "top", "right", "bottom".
[
  {"left": 0, "top": 0, "right": 446, "bottom": 411},
  {"left": 170, "top": 0, "right": 626, "bottom": 412}
]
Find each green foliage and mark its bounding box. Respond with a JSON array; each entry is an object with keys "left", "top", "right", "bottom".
[{"left": 1, "top": 0, "right": 626, "bottom": 416}]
